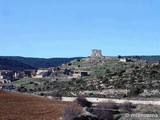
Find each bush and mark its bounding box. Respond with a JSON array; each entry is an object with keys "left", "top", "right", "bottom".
[
  {"left": 74, "top": 96, "right": 92, "bottom": 108},
  {"left": 62, "top": 106, "right": 81, "bottom": 120},
  {"left": 113, "top": 79, "right": 127, "bottom": 89},
  {"left": 17, "top": 86, "right": 28, "bottom": 93},
  {"left": 46, "top": 86, "right": 50, "bottom": 90},
  {"left": 29, "top": 88, "right": 33, "bottom": 92},
  {"left": 91, "top": 102, "right": 119, "bottom": 120},
  {"left": 102, "top": 78, "right": 109, "bottom": 84},
  {"left": 127, "top": 85, "right": 144, "bottom": 97},
  {"left": 50, "top": 91, "right": 62, "bottom": 100},
  {"left": 40, "top": 93, "right": 45, "bottom": 96},
  {"left": 29, "top": 81, "right": 34, "bottom": 84},
  {"left": 34, "top": 83, "right": 38, "bottom": 86},
  {"left": 119, "top": 102, "right": 136, "bottom": 113},
  {"left": 38, "top": 88, "right": 42, "bottom": 91}
]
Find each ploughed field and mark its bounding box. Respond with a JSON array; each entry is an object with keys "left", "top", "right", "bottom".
[{"left": 0, "top": 90, "right": 77, "bottom": 120}]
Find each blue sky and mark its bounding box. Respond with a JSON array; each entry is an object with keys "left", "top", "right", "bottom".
[{"left": 0, "top": 0, "right": 160, "bottom": 58}]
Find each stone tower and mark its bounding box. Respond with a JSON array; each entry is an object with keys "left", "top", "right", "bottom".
[{"left": 91, "top": 49, "right": 103, "bottom": 58}]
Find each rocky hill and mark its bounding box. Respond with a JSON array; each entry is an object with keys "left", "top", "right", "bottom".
[
  {"left": 11, "top": 56, "right": 160, "bottom": 99},
  {"left": 52, "top": 57, "right": 160, "bottom": 98}
]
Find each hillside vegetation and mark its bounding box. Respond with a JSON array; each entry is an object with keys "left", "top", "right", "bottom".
[
  {"left": 12, "top": 56, "right": 160, "bottom": 99},
  {"left": 59, "top": 58, "right": 160, "bottom": 98},
  {"left": 0, "top": 57, "right": 36, "bottom": 71},
  {"left": 0, "top": 56, "right": 83, "bottom": 71},
  {"left": 139, "top": 55, "right": 160, "bottom": 62},
  {"left": 0, "top": 55, "right": 160, "bottom": 71}
]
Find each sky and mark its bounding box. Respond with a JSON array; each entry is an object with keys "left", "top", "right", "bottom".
[{"left": 0, "top": 0, "right": 160, "bottom": 58}]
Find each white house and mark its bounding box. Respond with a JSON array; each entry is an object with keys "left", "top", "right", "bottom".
[{"left": 119, "top": 57, "right": 127, "bottom": 62}]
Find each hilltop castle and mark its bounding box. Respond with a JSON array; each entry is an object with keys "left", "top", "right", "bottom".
[{"left": 91, "top": 49, "right": 103, "bottom": 58}]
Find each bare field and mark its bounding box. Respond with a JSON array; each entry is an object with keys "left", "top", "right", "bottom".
[{"left": 0, "top": 91, "right": 79, "bottom": 120}]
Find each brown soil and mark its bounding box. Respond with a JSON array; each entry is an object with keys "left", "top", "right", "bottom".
[{"left": 0, "top": 91, "right": 80, "bottom": 120}]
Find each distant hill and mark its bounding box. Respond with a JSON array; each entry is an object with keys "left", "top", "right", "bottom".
[
  {"left": 0, "top": 56, "right": 83, "bottom": 71},
  {"left": 0, "top": 57, "right": 35, "bottom": 71},
  {"left": 139, "top": 56, "right": 160, "bottom": 62},
  {"left": 122, "top": 56, "right": 160, "bottom": 62},
  {"left": 0, "top": 55, "right": 159, "bottom": 71}
]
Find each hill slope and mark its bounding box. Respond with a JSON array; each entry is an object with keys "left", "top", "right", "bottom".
[
  {"left": 0, "top": 56, "right": 83, "bottom": 71},
  {"left": 139, "top": 56, "right": 160, "bottom": 62},
  {"left": 0, "top": 55, "right": 159, "bottom": 71},
  {"left": 0, "top": 57, "right": 36, "bottom": 71}
]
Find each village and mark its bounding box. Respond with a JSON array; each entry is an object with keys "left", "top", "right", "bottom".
[
  {"left": 0, "top": 49, "right": 141, "bottom": 90},
  {"left": 1, "top": 50, "right": 160, "bottom": 120}
]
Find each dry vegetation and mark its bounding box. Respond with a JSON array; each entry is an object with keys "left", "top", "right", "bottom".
[{"left": 0, "top": 90, "right": 81, "bottom": 120}]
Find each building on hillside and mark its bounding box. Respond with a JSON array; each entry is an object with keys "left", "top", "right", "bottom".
[
  {"left": 119, "top": 57, "right": 128, "bottom": 62},
  {"left": 72, "top": 71, "right": 90, "bottom": 78},
  {"left": 119, "top": 57, "right": 134, "bottom": 62},
  {"left": 14, "top": 72, "right": 24, "bottom": 79},
  {"left": 0, "top": 70, "right": 14, "bottom": 80},
  {"left": 36, "top": 68, "right": 49, "bottom": 75},
  {"left": 24, "top": 70, "right": 37, "bottom": 78},
  {"left": 118, "top": 56, "right": 140, "bottom": 62},
  {"left": 34, "top": 68, "right": 52, "bottom": 78},
  {"left": 34, "top": 72, "right": 50, "bottom": 78}
]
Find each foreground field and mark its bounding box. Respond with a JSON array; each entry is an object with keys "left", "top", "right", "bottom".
[{"left": 0, "top": 90, "right": 79, "bottom": 120}]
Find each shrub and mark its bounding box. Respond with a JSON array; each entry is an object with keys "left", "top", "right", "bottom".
[
  {"left": 40, "top": 93, "right": 45, "bottom": 96},
  {"left": 17, "top": 86, "right": 28, "bottom": 93},
  {"left": 46, "top": 86, "right": 50, "bottom": 90},
  {"left": 29, "top": 88, "right": 33, "bottom": 92},
  {"left": 127, "top": 85, "right": 144, "bottom": 97},
  {"left": 113, "top": 79, "right": 127, "bottom": 89},
  {"left": 102, "top": 78, "right": 109, "bottom": 84},
  {"left": 49, "top": 82, "right": 53, "bottom": 85},
  {"left": 74, "top": 96, "right": 92, "bottom": 108},
  {"left": 43, "top": 82, "right": 46, "bottom": 85},
  {"left": 62, "top": 106, "right": 81, "bottom": 120},
  {"left": 119, "top": 102, "right": 136, "bottom": 113},
  {"left": 38, "top": 88, "right": 42, "bottom": 91},
  {"left": 29, "top": 81, "right": 34, "bottom": 84},
  {"left": 50, "top": 91, "right": 62, "bottom": 100},
  {"left": 91, "top": 102, "right": 119, "bottom": 120},
  {"left": 33, "top": 88, "right": 37, "bottom": 92},
  {"left": 34, "top": 83, "right": 38, "bottom": 86}
]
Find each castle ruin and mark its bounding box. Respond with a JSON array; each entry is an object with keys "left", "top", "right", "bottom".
[{"left": 91, "top": 49, "right": 103, "bottom": 58}]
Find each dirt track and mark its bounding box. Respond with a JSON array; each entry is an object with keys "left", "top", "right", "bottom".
[
  {"left": 0, "top": 91, "right": 79, "bottom": 120},
  {"left": 62, "top": 97, "right": 160, "bottom": 105}
]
